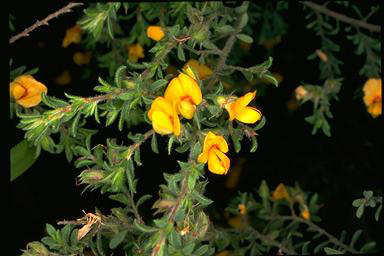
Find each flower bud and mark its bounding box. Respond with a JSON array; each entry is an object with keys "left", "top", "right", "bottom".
[
  {"left": 193, "top": 26, "right": 209, "bottom": 42},
  {"left": 122, "top": 80, "right": 136, "bottom": 89},
  {"left": 24, "top": 242, "right": 49, "bottom": 256},
  {"left": 78, "top": 169, "right": 106, "bottom": 185}
]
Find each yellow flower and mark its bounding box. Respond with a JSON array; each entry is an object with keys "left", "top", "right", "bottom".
[
  {"left": 62, "top": 25, "right": 81, "bottom": 48},
  {"left": 164, "top": 66, "right": 202, "bottom": 119},
  {"left": 147, "top": 26, "right": 165, "bottom": 41},
  {"left": 127, "top": 43, "right": 145, "bottom": 63},
  {"left": 198, "top": 132, "right": 230, "bottom": 175},
  {"left": 183, "top": 59, "right": 213, "bottom": 80},
  {"left": 238, "top": 204, "right": 246, "bottom": 215},
  {"left": 315, "top": 49, "right": 328, "bottom": 63},
  {"left": 10, "top": 75, "right": 47, "bottom": 108},
  {"left": 73, "top": 52, "right": 92, "bottom": 66},
  {"left": 271, "top": 183, "right": 289, "bottom": 200},
  {"left": 148, "top": 97, "right": 181, "bottom": 136},
  {"left": 224, "top": 91, "right": 262, "bottom": 124},
  {"left": 363, "top": 78, "right": 382, "bottom": 118}
]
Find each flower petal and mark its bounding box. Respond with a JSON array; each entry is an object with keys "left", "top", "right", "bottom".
[
  {"left": 152, "top": 110, "right": 174, "bottom": 135},
  {"left": 164, "top": 78, "right": 184, "bottom": 103},
  {"left": 178, "top": 73, "right": 202, "bottom": 105},
  {"left": 232, "top": 91, "right": 256, "bottom": 114},
  {"left": 17, "top": 95, "right": 43, "bottom": 108},
  {"left": 148, "top": 97, "right": 175, "bottom": 120},
  {"left": 177, "top": 100, "right": 196, "bottom": 119},
  {"left": 10, "top": 83, "right": 26, "bottom": 100},
  {"left": 207, "top": 148, "right": 230, "bottom": 175},
  {"left": 235, "top": 106, "right": 262, "bottom": 124}
]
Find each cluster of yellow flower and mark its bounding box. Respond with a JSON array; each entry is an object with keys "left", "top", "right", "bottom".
[{"left": 147, "top": 63, "right": 262, "bottom": 175}]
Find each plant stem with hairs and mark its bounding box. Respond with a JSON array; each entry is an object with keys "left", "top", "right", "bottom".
[{"left": 9, "top": 3, "right": 84, "bottom": 44}]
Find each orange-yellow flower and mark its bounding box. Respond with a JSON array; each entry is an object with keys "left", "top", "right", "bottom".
[
  {"left": 73, "top": 52, "right": 92, "bottom": 66},
  {"left": 238, "top": 204, "right": 246, "bottom": 215},
  {"left": 147, "top": 26, "right": 165, "bottom": 41},
  {"left": 301, "top": 206, "right": 310, "bottom": 220},
  {"left": 127, "top": 43, "right": 145, "bottom": 63},
  {"left": 363, "top": 78, "right": 382, "bottom": 118},
  {"left": 198, "top": 132, "right": 230, "bottom": 175},
  {"left": 224, "top": 91, "right": 262, "bottom": 124},
  {"left": 295, "top": 85, "right": 308, "bottom": 100},
  {"left": 183, "top": 59, "right": 213, "bottom": 80},
  {"left": 148, "top": 97, "right": 181, "bottom": 136},
  {"left": 164, "top": 66, "right": 202, "bottom": 119},
  {"left": 10, "top": 75, "right": 47, "bottom": 108},
  {"left": 62, "top": 24, "right": 82, "bottom": 48},
  {"left": 271, "top": 183, "right": 289, "bottom": 200}
]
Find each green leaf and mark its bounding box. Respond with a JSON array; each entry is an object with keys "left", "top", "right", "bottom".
[
  {"left": 46, "top": 224, "right": 58, "bottom": 240},
  {"left": 169, "top": 230, "right": 182, "bottom": 248},
  {"left": 363, "top": 190, "right": 373, "bottom": 198},
  {"left": 133, "top": 219, "right": 158, "bottom": 233},
  {"left": 356, "top": 204, "right": 364, "bottom": 218},
  {"left": 352, "top": 198, "right": 364, "bottom": 207},
  {"left": 168, "top": 136, "right": 174, "bottom": 155},
  {"left": 324, "top": 247, "right": 343, "bottom": 255},
  {"left": 151, "top": 133, "right": 159, "bottom": 154},
  {"left": 263, "top": 73, "right": 279, "bottom": 87},
  {"left": 236, "top": 33, "right": 253, "bottom": 44},
  {"left": 177, "top": 43, "right": 186, "bottom": 61},
  {"left": 182, "top": 242, "right": 195, "bottom": 255},
  {"left": 137, "top": 194, "right": 152, "bottom": 207},
  {"left": 250, "top": 136, "right": 258, "bottom": 153},
  {"left": 134, "top": 149, "right": 142, "bottom": 166},
  {"left": 360, "top": 241, "right": 376, "bottom": 253},
  {"left": 114, "top": 66, "right": 127, "bottom": 87},
  {"left": 350, "top": 229, "right": 362, "bottom": 248},
  {"left": 194, "top": 244, "right": 209, "bottom": 256},
  {"left": 191, "top": 190, "right": 213, "bottom": 206},
  {"left": 314, "top": 241, "right": 329, "bottom": 254},
  {"left": 11, "top": 139, "right": 38, "bottom": 181},
  {"left": 109, "top": 230, "right": 128, "bottom": 249},
  {"left": 150, "top": 79, "right": 168, "bottom": 91},
  {"left": 375, "top": 204, "right": 382, "bottom": 221},
  {"left": 254, "top": 116, "right": 266, "bottom": 130},
  {"left": 301, "top": 241, "right": 310, "bottom": 254}
]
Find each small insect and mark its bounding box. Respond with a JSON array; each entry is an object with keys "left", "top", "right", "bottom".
[{"left": 77, "top": 211, "right": 103, "bottom": 240}]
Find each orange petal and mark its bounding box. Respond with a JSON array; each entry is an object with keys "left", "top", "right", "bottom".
[
  {"left": 10, "top": 83, "right": 26, "bottom": 100},
  {"left": 17, "top": 95, "right": 43, "bottom": 108},
  {"left": 178, "top": 73, "right": 202, "bottom": 105},
  {"left": 232, "top": 91, "right": 256, "bottom": 114},
  {"left": 235, "top": 106, "right": 262, "bottom": 124}
]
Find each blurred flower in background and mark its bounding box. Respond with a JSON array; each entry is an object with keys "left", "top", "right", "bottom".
[
  {"left": 127, "top": 44, "right": 144, "bottom": 63},
  {"left": 55, "top": 70, "right": 71, "bottom": 86},
  {"left": 363, "top": 78, "right": 382, "bottom": 118},
  {"left": 73, "top": 51, "right": 92, "bottom": 66},
  {"left": 62, "top": 24, "right": 82, "bottom": 48},
  {"left": 147, "top": 25, "right": 165, "bottom": 41},
  {"left": 183, "top": 59, "right": 213, "bottom": 80}
]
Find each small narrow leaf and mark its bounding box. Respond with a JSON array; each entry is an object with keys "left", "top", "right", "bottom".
[
  {"left": 133, "top": 219, "right": 158, "bottom": 233},
  {"left": 350, "top": 229, "right": 362, "bottom": 248},
  {"left": 109, "top": 230, "right": 128, "bottom": 249},
  {"left": 324, "top": 247, "right": 343, "bottom": 255},
  {"left": 356, "top": 204, "right": 364, "bottom": 218},
  {"left": 114, "top": 66, "right": 127, "bottom": 87},
  {"left": 11, "top": 139, "right": 38, "bottom": 181},
  {"left": 151, "top": 133, "right": 159, "bottom": 154},
  {"left": 236, "top": 33, "right": 253, "bottom": 44},
  {"left": 177, "top": 43, "right": 186, "bottom": 61}
]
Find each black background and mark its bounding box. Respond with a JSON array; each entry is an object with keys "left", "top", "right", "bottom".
[{"left": 10, "top": 1, "right": 383, "bottom": 255}]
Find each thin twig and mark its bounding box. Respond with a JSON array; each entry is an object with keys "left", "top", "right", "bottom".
[
  {"left": 206, "top": 2, "right": 250, "bottom": 91},
  {"left": 9, "top": 3, "right": 84, "bottom": 44},
  {"left": 265, "top": 215, "right": 359, "bottom": 254},
  {"left": 301, "top": 1, "right": 380, "bottom": 32}
]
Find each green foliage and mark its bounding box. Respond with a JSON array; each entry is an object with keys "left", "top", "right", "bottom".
[
  {"left": 352, "top": 190, "right": 382, "bottom": 221},
  {"left": 11, "top": 1, "right": 381, "bottom": 255}
]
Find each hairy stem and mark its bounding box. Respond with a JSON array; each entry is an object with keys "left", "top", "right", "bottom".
[
  {"left": 301, "top": 1, "right": 380, "bottom": 32},
  {"left": 9, "top": 3, "right": 84, "bottom": 44}
]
